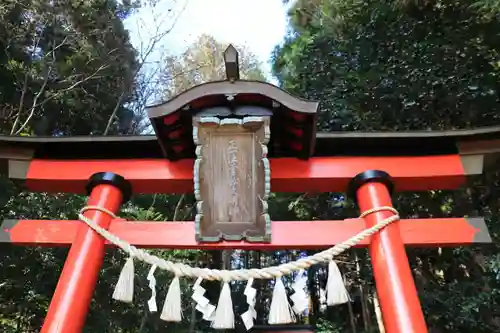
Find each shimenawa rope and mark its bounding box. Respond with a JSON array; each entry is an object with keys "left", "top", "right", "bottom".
[{"left": 78, "top": 205, "right": 399, "bottom": 281}]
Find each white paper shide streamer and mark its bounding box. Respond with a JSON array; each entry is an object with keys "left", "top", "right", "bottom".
[
  {"left": 147, "top": 265, "right": 158, "bottom": 312},
  {"left": 192, "top": 277, "right": 216, "bottom": 321},
  {"left": 212, "top": 282, "right": 234, "bottom": 329},
  {"left": 112, "top": 256, "right": 135, "bottom": 303},
  {"left": 160, "top": 276, "right": 183, "bottom": 322},
  {"left": 241, "top": 278, "right": 257, "bottom": 330},
  {"left": 326, "top": 261, "right": 350, "bottom": 306},
  {"left": 290, "top": 272, "right": 308, "bottom": 315},
  {"left": 268, "top": 277, "right": 295, "bottom": 325}
]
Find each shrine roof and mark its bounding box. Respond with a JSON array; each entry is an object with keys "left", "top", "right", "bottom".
[
  {"left": 146, "top": 79, "right": 320, "bottom": 160},
  {"left": 146, "top": 46, "right": 321, "bottom": 160},
  {"left": 1, "top": 125, "right": 500, "bottom": 160},
  {"left": 147, "top": 80, "right": 319, "bottom": 119}
]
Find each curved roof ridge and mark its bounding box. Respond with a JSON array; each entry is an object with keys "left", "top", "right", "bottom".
[{"left": 146, "top": 80, "right": 319, "bottom": 118}]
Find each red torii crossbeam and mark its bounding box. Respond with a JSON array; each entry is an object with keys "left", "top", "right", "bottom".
[
  {"left": 7, "top": 155, "right": 476, "bottom": 194},
  {"left": 0, "top": 217, "right": 491, "bottom": 249}
]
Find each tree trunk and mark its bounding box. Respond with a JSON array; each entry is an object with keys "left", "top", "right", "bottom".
[
  {"left": 346, "top": 292, "right": 357, "bottom": 333},
  {"left": 307, "top": 265, "right": 320, "bottom": 326},
  {"left": 356, "top": 253, "right": 372, "bottom": 332},
  {"left": 373, "top": 292, "right": 385, "bottom": 333}
]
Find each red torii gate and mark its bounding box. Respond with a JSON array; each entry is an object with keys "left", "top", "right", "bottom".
[{"left": 0, "top": 47, "right": 496, "bottom": 333}]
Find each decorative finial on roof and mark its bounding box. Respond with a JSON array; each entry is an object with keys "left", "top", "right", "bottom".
[{"left": 223, "top": 44, "right": 240, "bottom": 82}]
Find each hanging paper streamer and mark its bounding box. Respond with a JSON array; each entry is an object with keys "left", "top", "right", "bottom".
[
  {"left": 268, "top": 277, "right": 295, "bottom": 325},
  {"left": 112, "top": 256, "right": 135, "bottom": 303},
  {"left": 241, "top": 278, "right": 257, "bottom": 330},
  {"left": 211, "top": 282, "right": 234, "bottom": 329},
  {"left": 290, "top": 271, "right": 308, "bottom": 315},
  {"left": 160, "top": 276, "right": 183, "bottom": 322},
  {"left": 192, "top": 277, "right": 216, "bottom": 321},
  {"left": 147, "top": 265, "right": 158, "bottom": 312},
  {"left": 326, "top": 261, "right": 350, "bottom": 306}
]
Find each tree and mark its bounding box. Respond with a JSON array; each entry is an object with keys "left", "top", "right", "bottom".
[
  {"left": 160, "top": 34, "right": 266, "bottom": 99},
  {"left": 106, "top": 0, "right": 190, "bottom": 135},
  {"left": 274, "top": 0, "right": 500, "bottom": 131},
  {"left": 0, "top": 0, "right": 138, "bottom": 136}
]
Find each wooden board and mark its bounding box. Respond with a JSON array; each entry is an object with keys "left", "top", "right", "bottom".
[{"left": 193, "top": 117, "right": 271, "bottom": 242}]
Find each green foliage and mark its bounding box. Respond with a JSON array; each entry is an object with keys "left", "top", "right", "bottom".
[
  {"left": 0, "top": 0, "right": 139, "bottom": 136},
  {"left": 273, "top": 0, "right": 500, "bottom": 131},
  {"left": 316, "top": 318, "right": 343, "bottom": 333}
]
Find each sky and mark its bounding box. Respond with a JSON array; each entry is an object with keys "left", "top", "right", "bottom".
[{"left": 124, "top": 0, "right": 293, "bottom": 82}]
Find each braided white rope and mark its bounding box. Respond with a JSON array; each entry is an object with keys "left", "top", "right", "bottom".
[{"left": 78, "top": 206, "right": 399, "bottom": 281}]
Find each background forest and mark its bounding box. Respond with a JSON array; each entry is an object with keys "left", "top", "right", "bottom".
[{"left": 1, "top": 0, "right": 500, "bottom": 332}]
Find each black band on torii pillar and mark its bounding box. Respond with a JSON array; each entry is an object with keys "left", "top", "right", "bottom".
[
  {"left": 86, "top": 172, "right": 132, "bottom": 202},
  {"left": 347, "top": 170, "right": 394, "bottom": 202}
]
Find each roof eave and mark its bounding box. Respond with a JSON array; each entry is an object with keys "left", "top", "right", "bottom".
[{"left": 146, "top": 80, "right": 319, "bottom": 119}]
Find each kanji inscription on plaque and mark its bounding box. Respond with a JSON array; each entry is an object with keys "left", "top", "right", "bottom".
[{"left": 193, "top": 116, "right": 271, "bottom": 242}]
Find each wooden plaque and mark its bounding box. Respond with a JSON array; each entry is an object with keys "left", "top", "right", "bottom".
[{"left": 193, "top": 116, "right": 271, "bottom": 242}]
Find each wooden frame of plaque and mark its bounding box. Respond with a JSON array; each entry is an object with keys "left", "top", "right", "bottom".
[{"left": 193, "top": 116, "right": 271, "bottom": 242}]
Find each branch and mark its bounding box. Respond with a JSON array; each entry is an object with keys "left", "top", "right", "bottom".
[
  {"left": 43, "top": 36, "right": 69, "bottom": 60},
  {"left": 103, "top": 89, "right": 126, "bottom": 135},
  {"left": 136, "top": 0, "right": 189, "bottom": 71},
  {"left": 173, "top": 194, "right": 185, "bottom": 222},
  {"left": 13, "top": 65, "right": 108, "bottom": 135},
  {"left": 10, "top": 75, "right": 29, "bottom": 135},
  {"left": 9, "top": 17, "right": 51, "bottom": 134},
  {"left": 102, "top": 1, "right": 189, "bottom": 135},
  {"left": 11, "top": 67, "right": 51, "bottom": 135}
]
